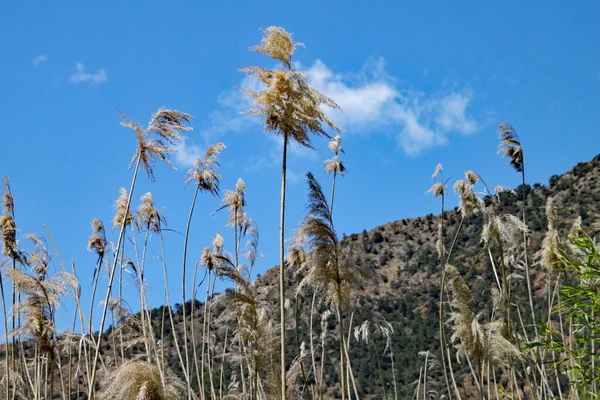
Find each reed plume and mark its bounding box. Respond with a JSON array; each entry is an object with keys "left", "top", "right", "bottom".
[
  {"left": 498, "top": 123, "right": 541, "bottom": 367},
  {"left": 294, "top": 172, "right": 369, "bottom": 400},
  {"left": 453, "top": 171, "right": 483, "bottom": 219},
  {"left": 135, "top": 193, "right": 165, "bottom": 233},
  {"left": 536, "top": 197, "right": 561, "bottom": 269},
  {"left": 221, "top": 178, "right": 248, "bottom": 230},
  {"left": 113, "top": 188, "right": 134, "bottom": 229},
  {"left": 100, "top": 360, "right": 185, "bottom": 400},
  {"left": 445, "top": 264, "right": 521, "bottom": 393},
  {"left": 184, "top": 143, "right": 226, "bottom": 195},
  {"left": 0, "top": 178, "right": 20, "bottom": 262},
  {"left": 119, "top": 108, "right": 192, "bottom": 181},
  {"left": 6, "top": 234, "right": 76, "bottom": 398},
  {"left": 498, "top": 123, "right": 523, "bottom": 173},
  {"left": 354, "top": 316, "right": 395, "bottom": 400}
]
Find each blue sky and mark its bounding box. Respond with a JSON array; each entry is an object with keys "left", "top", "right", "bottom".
[{"left": 2, "top": 1, "right": 600, "bottom": 331}]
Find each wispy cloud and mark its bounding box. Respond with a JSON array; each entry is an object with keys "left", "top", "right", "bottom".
[
  {"left": 70, "top": 62, "right": 107, "bottom": 85},
  {"left": 303, "top": 58, "right": 478, "bottom": 155},
  {"left": 32, "top": 55, "right": 47, "bottom": 67},
  {"left": 174, "top": 140, "right": 202, "bottom": 168}
]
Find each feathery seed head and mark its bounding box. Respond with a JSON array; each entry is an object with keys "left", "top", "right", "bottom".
[
  {"left": 26, "top": 234, "right": 50, "bottom": 280},
  {"left": 222, "top": 178, "right": 248, "bottom": 227},
  {"left": 498, "top": 123, "right": 524, "bottom": 173},
  {"left": 0, "top": 177, "right": 18, "bottom": 259},
  {"left": 200, "top": 247, "right": 212, "bottom": 267},
  {"left": 100, "top": 360, "right": 185, "bottom": 400},
  {"left": 464, "top": 170, "right": 480, "bottom": 184},
  {"left": 545, "top": 197, "right": 558, "bottom": 233},
  {"left": 324, "top": 155, "right": 346, "bottom": 176},
  {"left": 113, "top": 188, "right": 133, "bottom": 229},
  {"left": 569, "top": 216, "right": 582, "bottom": 239},
  {"left": 184, "top": 142, "right": 225, "bottom": 196},
  {"left": 446, "top": 265, "right": 520, "bottom": 365},
  {"left": 482, "top": 213, "right": 527, "bottom": 249},
  {"left": 427, "top": 182, "right": 445, "bottom": 197},
  {"left": 135, "top": 192, "right": 165, "bottom": 233},
  {"left": 324, "top": 135, "right": 346, "bottom": 176},
  {"left": 436, "top": 223, "right": 445, "bottom": 259},
  {"left": 1, "top": 177, "right": 14, "bottom": 216},
  {"left": 453, "top": 179, "right": 482, "bottom": 218},
  {"left": 212, "top": 233, "right": 224, "bottom": 255},
  {"left": 242, "top": 28, "right": 341, "bottom": 151},
  {"left": 432, "top": 163, "right": 443, "bottom": 180},
  {"left": 119, "top": 108, "right": 192, "bottom": 181},
  {"left": 328, "top": 135, "right": 342, "bottom": 155},
  {"left": 536, "top": 197, "right": 561, "bottom": 269},
  {"left": 88, "top": 218, "right": 107, "bottom": 258},
  {"left": 5, "top": 265, "right": 75, "bottom": 354},
  {"left": 494, "top": 185, "right": 517, "bottom": 198},
  {"left": 251, "top": 26, "right": 301, "bottom": 69},
  {"left": 297, "top": 173, "right": 369, "bottom": 310}
]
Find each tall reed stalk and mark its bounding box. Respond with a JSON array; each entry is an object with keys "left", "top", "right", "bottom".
[{"left": 241, "top": 27, "right": 341, "bottom": 399}]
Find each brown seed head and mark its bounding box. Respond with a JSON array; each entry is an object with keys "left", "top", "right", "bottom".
[
  {"left": 112, "top": 188, "right": 133, "bottom": 229},
  {"left": 119, "top": 108, "right": 192, "bottom": 181},
  {"left": 87, "top": 218, "right": 107, "bottom": 258},
  {"left": 498, "top": 123, "right": 524, "bottom": 173},
  {"left": 241, "top": 29, "right": 341, "bottom": 150},
  {"left": 251, "top": 26, "right": 302, "bottom": 69},
  {"left": 184, "top": 142, "right": 226, "bottom": 196},
  {"left": 135, "top": 192, "right": 165, "bottom": 233}
]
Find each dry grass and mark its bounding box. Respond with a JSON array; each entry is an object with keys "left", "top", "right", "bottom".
[{"left": 100, "top": 360, "right": 185, "bottom": 400}]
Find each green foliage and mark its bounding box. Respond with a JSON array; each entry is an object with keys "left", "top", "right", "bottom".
[{"left": 530, "top": 231, "right": 600, "bottom": 398}]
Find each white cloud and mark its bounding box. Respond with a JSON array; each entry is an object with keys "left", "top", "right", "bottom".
[
  {"left": 71, "top": 62, "right": 107, "bottom": 85},
  {"left": 305, "top": 58, "right": 397, "bottom": 127},
  {"left": 303, "top": 58, "right": 478, "bottom": 155},
  {"left": 435, "top": 93, "right": 478, "bottom": 135},
  {"left": 174, "top": 140, "right": 202, "bottom": 168},
  {"left": 32, "top": 55, "right": 47, "bottom": 66}
]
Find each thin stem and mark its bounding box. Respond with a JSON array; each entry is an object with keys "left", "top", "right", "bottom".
[
  {"left": 294, "top": 281, "right": 310, "bottom": 399},
  {"left": 309, "top": 293, "right": 318, "bottom": 399},
  {"left": 373, "top": 340, "right": 387, "bottom": 399},
  {"left": 158, "top": 227, "right": 192, "bottom": 393},
  {"left": 219, "top": 328, "right": 229, "bottom": 399},
  {"left": 279, "top": 133, "right": 288, "bottom": 400},
  {"left": 181, "top": 185, "right": 200, "bottom": 393},
  {"left": 207, "top": 275, "right": 217, "bottom": 400},
  {"left": 436, "top": 190, "right": 452, "bottom": 400},
  {"left": 345, "top": 312, "right": 359, "bottom": 400},
  {"left": 118, "top": 239, "right": 125, "bottom": 365},
  {"left": 330, "top": 170, "right": 337, "bottom": 218},
  {"left": 423, "top": 351, "right": 429, "bottom": 400},
  {"left": 0, "top": 271, "right": 9, "bottom": 400},
  {"left": 89, "top": 154, "right": 141, "bottom": 397},
  {"left": 200, "top": 270, "right": 211, "bottom": 400},
  {"left": 335, "top": 287, "right": 346, "bottom": 400},
  {"left": 191, "top": 263, "right": 204, "bottom": 393}
]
